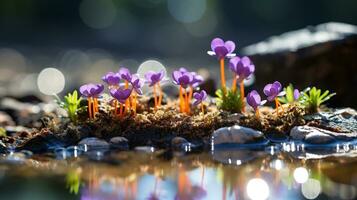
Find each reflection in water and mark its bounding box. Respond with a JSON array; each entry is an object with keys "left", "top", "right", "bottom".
[
  {"left": 293, "top": 167, "right": 309, "bottom": 184},
  {"left": 246, "top": 178, "right": 269, "bottom": 200},
  {"left": 0, "top": 147, "right": 356, "bottom": 200}
]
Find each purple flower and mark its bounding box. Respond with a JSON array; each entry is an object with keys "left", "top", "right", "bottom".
[
  {"left": 207, "top": 38, "right": 236, "bottom": 59},
  {"left": 246, "top": 90, "right": 266, "bottom": 110},
  {"left": 118, "top": 67, "right": 132, "bottom": 82},
  {"left": 131, "top": 75, "right": 144, "bottom": 95},
  {"left": 79, "top": 83, "right": 104, "bottom": 98},
  {"left": 109, "top": 88, "right": 132, "bottom": 103},
  {"left": 229, "top": 56, "right": 255, "bottom": 82},
  {"left": 144, "top": 70, "right": 165, "bottom": 87},
  {"left": 172, "top": 70, "right": 193, "bottom": 88},
  {"left": 193, "top": 90, "right": 207, "bottom": 106},
  {"left": 293, "top": 89, "right": 300, "bottom": 100},
  {"left": 263, "top": 81, "right": 285, "bottom": 101},
  {"left": 101, "top": 72, "right": 120, "bottom": 86},
  {"left": 190, "top": 72, "right": 204, "bottom": 88}
]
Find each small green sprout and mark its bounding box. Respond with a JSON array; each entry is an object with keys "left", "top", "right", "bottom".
[
  {"left": 300, "top": 87, "right": 336, "bottom": 113},
  {"left": 55, "top": 90, "right": 84, "bottom": 123},
  {"left": 0, "top": 127, "right": 6, "bottom": 137},
  {"left": 216, "top": 89, "right": 243, "bottom": 113},
  {"left": 278, "top": 84, "right": 301, "bottom": 104}
]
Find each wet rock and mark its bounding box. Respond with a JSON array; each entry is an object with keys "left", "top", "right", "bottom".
[
  {"left": 16, "top": 131, "right": 65, "bottom": 153},
  {"left": 290, "top": 125, "right": 357, "bottom": 142},
  {"left": 109, "top": 137, "right": 129, "bottom": 150},
  {"left": 304, "top": 132, "right": 336, "bottom": 144},
  {"left": 242, "top": 22, "right": 357, "bottom": 108},
  {"left": 305, "top": 108, "right": 357, "bottom": 133},
  {"left": 212, "top": 125, "right": 265, "bottom": 145},
  {"left": 0, "top": 111, "right": 15, "bottom": 126},
  {"left": 78, "top": 137, "right": 110, "bottom": 151},
  {"left": 171, "top": 137, "right": 189, "bottom": 150}
]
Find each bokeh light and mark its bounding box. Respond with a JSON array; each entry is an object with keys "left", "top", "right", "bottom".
[
  {"left": 37, "top": 68, "right": 65, "bottom": 95},
  {"left": 246, "top": 178, "right": 270, "bottom": 200},
  {"left": 293, "top": 167, "right": 309, "bottom": 184},
  {"left": 301, "top": 178, "right": 321, "bottom": 199}
]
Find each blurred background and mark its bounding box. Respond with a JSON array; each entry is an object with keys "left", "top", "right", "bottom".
[{"left": 0, "top": 0, "right": 356, "bottom": 107}]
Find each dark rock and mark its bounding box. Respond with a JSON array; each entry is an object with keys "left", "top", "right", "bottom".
[
  {"left": 78, "top": 137, "right": 110, "bottom": 151},
  {"left": 16, "top": 131, "right": 66, "bottom": 153},
  {"left": 212, "top": 125, "right": 265, "bottom": 145},
  {"left": 290, "top": 125, "right": 357, "bottom": 142},
  {"left": 305, "top": 108, "right": 357, "bottom": 133},
  {"left": 14, "top": 94, "right": 43, "bottom": 104},
  {"left": 109, "top": 137, "right": 129, "bottom": 150},
  {"left": 171, "top": 137, "right": 189, "bottom": 150},
  {"left": 242, "top": 22, "right": 357, "bottom": 108}
]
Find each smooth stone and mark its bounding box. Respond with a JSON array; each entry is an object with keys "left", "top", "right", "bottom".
[
  {"left": 109, "top": 137, "right": 129, "bottom": 150},
  {"left": 78, "top": 137, "right": 110, "bottom": 151},
  {"left": 291, "top": 125, "right": 357, "bottom": 141},
  {"left": 305, "top": 132, "right": 336, "bottom": 144},
  {"left": 212, "top": 125, "right": 265, "bottom": 145}
]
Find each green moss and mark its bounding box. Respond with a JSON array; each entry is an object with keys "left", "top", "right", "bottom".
[{"left": 215, "top": 89, "right": 243, "bottom": 113}]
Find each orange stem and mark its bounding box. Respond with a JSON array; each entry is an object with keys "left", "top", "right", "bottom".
[
  {"left": 275, "top": 98, "right": 279, "bottom": 115},
  {"left": 201, "top": 103, "right": 204, "bottom": 114},
  {"left": 220, "top": 58, "right": 226, "bottom": 93},
  {"left": 188, "top": 86, "right": 193, "bottom": 103},
  {"left": 240, "top": 81, "right": 245, "bottom": 113},
  {"left": 153, "top": 84, "right": 158, "bottom": 110},
  {"left": 158, "top": 83, "right": 163, "bottom": 107},
  {"left": 133, "top": 92, "right": 137, "bottom": 115},
  {"left": 179, "top": 86, "right": 183, "bottom": 112},
  {"left": 255, "top": 108, "right": 260, "bottom": 119},
  {"left": 183, "top": 89, "right": 189, "bottom": 114},
  {"left": 185, "top": 89, "right": 190, "bottom": 114},
  {"left": 232, "top": 75, "right": 237, "bottom": 93},
  {"left": 94, "top": 98, "right": 99, "bottom": 113}
]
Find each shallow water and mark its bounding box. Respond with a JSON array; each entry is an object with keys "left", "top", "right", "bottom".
[{"left": 0, "top": 142, "right": 356, "bottom": 200}]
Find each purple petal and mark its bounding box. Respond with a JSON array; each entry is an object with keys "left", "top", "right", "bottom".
[
  {"left": 193, "top": 92, "right": 201, "bottom": 100},
  {"left": 272, "top": 81, "right": 282, "bottom": 92},
  {"left": 229, "top": 56, "right": 240, "bottom": 73},
  {"left": 263, "top": 84, "right": 272, "bottom": 96},
  {"left": 172, "top": 71, "right": 182, "bottom": 84},
  {"left": 79, "top": 85, "right": 89, "bottom": 97},
  {"left": 193, "top": 100, "right": 201, "bottom": 106},
  {"left": 200, "top": 90, "right": 207, "bottom": 100},
  {"left": 225, "top": 41, "right": 235, "bottom": 53},
  {"left": 210, "top": 38, "right": 224, "bottom": 51}
]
